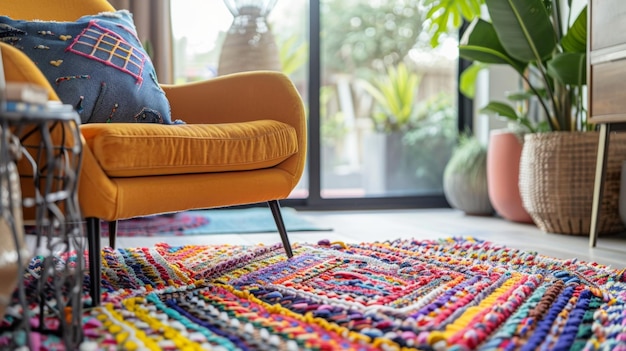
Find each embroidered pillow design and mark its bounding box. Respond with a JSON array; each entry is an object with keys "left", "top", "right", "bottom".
[
  {"left": 0, "top": 10, "right": 175, "bottom": 124},
  {"left": 68, "top": 20, "right": 146, "bottom": 83}
]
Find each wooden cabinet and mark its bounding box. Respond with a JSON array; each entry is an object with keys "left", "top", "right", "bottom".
[
  {"left": 588, "top": 0, "right": 626, "bottom": 246},
  {"left": 589, "top": 0, "right": 626, "bottom": 51},
  {"left": 588, "top": 0, "right": 626, "bottom": 123}
]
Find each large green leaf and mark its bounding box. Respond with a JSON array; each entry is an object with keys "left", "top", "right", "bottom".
[
  {"left": 423, "top": 0, "right": 484, "bottom": 47},
  {"left": 506, "top": 90, "right": 536, "bottom": 101},
  {"left": 480, "top": 101, "right": 537, "bottom": 132},
  {"left": 480, "top": 101, "right": 519, "bottom": 121},
  {"left": 547, "top": 52, "right": 586, "bottom": 85},
  {"left": 459, "top": 62, "right": 487, "bottom": 98},
  {"left": 459, "top": 18, "right": 527, "bottom": 73},
  {"left": 561, "top": 6, "right": 587, "bottom": 53},
  {"left": 485, "top": 0, "right": 556, "bottom": 62}
]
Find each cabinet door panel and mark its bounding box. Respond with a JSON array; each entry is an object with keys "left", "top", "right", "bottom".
[
  {"left": 590, "top": 59, "right": 626, "bottom": 120},
  {"left": 591, "top": 0, "right": 626, "bottom": 51}
]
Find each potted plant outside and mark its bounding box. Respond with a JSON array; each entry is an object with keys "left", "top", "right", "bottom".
[
  {"left": 360, "top": 62, "right": 424, "bottom": 193},
  {"left": 360, "top": 62, "right": 457, "bottom": 194},
  {"left": 360, "top": 62, "right": 422, "bottom": 134},
  {"left": 424, "top": 0, "right": 626, "bottom": 235}
]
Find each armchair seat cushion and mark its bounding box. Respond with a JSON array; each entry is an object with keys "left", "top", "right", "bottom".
[{"left": 80, "top": 121, "right": 298, "bottom": 177}]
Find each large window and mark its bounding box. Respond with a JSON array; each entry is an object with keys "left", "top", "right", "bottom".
[{"left": 171, "top": 0, "right": 462, "bottom": 209}]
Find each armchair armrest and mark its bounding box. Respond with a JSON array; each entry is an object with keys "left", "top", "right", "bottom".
[
  {"left": 0, "top": 42, "right": 58, "bottom": 101},
  {"left": 161, "top": 71, "right": 307, "bottom": 180},
  {"left": 161, "top": 71, "right": 304, "bottom": 126}
]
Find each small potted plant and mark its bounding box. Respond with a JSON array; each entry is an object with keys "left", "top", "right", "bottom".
[{"left": 443, "top": 134, "right": 493, "bottom": 216}]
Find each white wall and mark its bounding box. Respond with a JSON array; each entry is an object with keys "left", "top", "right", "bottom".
[{"left": 474, "top": 65, "right": 519, "bottom": 145}]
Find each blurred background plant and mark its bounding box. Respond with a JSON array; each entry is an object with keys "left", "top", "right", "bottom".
[
  {"left": 321, "top": 0, "right": 425, "bottom": 77},
  {"left": 360, "top": 62, "right": 422, "bottom": 133},
  {"left": 278, "top": 33, "right": 308, "bottom": 76},
  {"left": 404, "top": 93, "right": 457, "bottom": 189},
  {"left": 172, "top": 0, "right": 461, "bottom": 197}
]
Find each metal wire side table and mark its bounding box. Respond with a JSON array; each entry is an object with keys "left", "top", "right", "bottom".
[{"left": 0, "top": 102, "right": 84, "bottom": 350}]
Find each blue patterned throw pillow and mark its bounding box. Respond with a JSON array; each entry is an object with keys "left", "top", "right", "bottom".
[{"left": 0, "top": 10, "right": 176, "bottom": 124}]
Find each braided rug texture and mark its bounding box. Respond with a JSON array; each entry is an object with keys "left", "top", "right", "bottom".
[{"left": 8, "top": 237, "right": 626, "bottom": 350}]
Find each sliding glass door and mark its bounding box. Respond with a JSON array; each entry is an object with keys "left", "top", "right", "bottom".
[
  {"left": 171, "top": 0, "right": 462, "bottom": 209},
  {"left": 316, "top": 0, "right": 458, "bottom": 202}
]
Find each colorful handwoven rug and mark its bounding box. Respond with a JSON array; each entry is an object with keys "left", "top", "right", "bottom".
[{"left": 3, "top": 237, "right": 626, "bottom": 350}]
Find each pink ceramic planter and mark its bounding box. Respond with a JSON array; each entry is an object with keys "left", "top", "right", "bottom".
[{"left": 487, "top": 130, "right": 534, "bottom": 224}]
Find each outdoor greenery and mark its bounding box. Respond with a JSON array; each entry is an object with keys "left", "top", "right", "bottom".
[
  {"left": 360, "top": 63, "right": 422, "bottom": 133},
  {"left": 320, "top": 0, "right": 425, "bottom": 77},
  {"left": 278, "top": 34, "right": 308, "bottom": 76},
  {"left": 320, "top": 86, "right": 348, "bottom": 148},
  {"left": 359, "top": 65, "right": 456, "bottom": 189},
  {"left": 319, "top": 0, "right": 459, "bottom": 192},
  {"left": 403, "top": 93, "right": 457, "bottom": 188},
  {"left": 424, "top": 0, "right": 588, "bottom": 132},
  {"left": 172, "top": 0, "right": 460, "bottom": 193}
]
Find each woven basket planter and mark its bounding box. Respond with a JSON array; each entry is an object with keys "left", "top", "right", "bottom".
[{"left": 519, "top": 131, "right": 626, "bottom": 235}]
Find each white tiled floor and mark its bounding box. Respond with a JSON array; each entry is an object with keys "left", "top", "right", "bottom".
[{"left": 112, "top": 208, "right": 626, "bottom": 269}]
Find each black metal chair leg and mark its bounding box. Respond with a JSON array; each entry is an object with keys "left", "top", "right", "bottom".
[
  {"left": 108, "top": 220, "right": 118, "bottom": 249},
  {"left": 268, "top": 200, "right": 293, "bottom": 258},
  {"left": 86, "top": 217, "right": 102, "bottom": 307}
]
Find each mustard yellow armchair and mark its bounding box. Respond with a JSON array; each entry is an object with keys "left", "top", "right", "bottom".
[{"left": 1, "top": 0, "right": 306, "bottom": 306}]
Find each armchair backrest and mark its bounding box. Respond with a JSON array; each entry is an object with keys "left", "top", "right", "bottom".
[
  {"left": 0, "top": 0, "right": 116, "bottom": 222},
  {"left": 0, "top": 0, "right": 115, "bottom": 90},
  {"left": 2, "top": 0, "right": 114, "bottom": 21}
]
